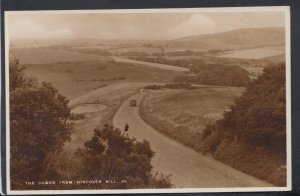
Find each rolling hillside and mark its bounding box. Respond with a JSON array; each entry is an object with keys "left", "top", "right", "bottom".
[
  {"left": 10, "top": 47, "right": 112, "bottom": 65},
  {"left": 167, "top": 27, "right": 285, "bottom": 51}
]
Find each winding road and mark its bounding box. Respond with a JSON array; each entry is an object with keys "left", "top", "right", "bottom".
[{"left": 113, "top": 93, "right": 273, "bottom": 188}]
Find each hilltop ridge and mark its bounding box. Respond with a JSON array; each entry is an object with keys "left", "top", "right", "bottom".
[{"left": 168, "top": 27, "right": 285, "bottom": 51}]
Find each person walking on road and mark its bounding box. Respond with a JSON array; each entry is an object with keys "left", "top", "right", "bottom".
[{"left": 124, "top": 123, "right": 129, "bottom": 137}]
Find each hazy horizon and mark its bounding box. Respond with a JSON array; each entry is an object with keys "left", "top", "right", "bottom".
[{"left": 7, "top": 11, "right": 285, "bottom": 42}]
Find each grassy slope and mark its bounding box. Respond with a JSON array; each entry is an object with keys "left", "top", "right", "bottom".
[
  {"left": 198, "top": 64, "right": 287, "bottom": 186},
  {"left": 169, "top": 27, "right": 284, "bottom": 50},
  {"left": 139, "top": 86, "right": 286, "bottom": 186},
  {"left": 211, "top": 138, "right": 286, "bottom": 186},
  {"left": 13, "top": 47, "right": 183, "bottom": 156},
  {"left": 139, "top": 87, "right": 243, "bottom": 149},
  {"left": 10, "top": 47, "right": 111, "bottom": 64},
  {"left": 14, "top": 47, "right": 181, "bottom": 158},
  {"left": 24, "top": 60, "right": 182, "bottom": 99}
]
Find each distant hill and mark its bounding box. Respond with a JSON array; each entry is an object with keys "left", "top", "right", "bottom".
[{"left": 168, "top": 27, "right": 285, "bottom": 51}]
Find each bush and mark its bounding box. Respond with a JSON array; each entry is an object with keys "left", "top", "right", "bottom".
[
  {"left": 175, "top": 64, "right": 250, "bottom": 87},
  {"left": 72, "top": 125, "right": 173, "bottom": 189},
  {"left": 69, "top": 113, "right": 86, "bottom": 120},
  {"left": 9, "top": 61, "right": 73, "bottom": 189},
  {"left": 199, "top": 64, "right": 286, "bottom": 186}
]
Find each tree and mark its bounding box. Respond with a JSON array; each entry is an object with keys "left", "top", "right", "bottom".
[
  {"left": 202, "top": 63, "right": 286, "bottom": 154},
  {"left": 175, "top": 63, "right": 250, "bottom": 87},
  {"left": 9, "top": 61, "right": 73, "bottom": 189},
  {"left": 198, "top": 64, "right": 286, "bottom": 186},
  {"left": 73, "top": 125, "right": 172, "bottom": 189}
]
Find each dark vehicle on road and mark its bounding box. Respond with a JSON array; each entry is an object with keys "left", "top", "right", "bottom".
[{"left": 130, "top": 99, "right": 137, "bottom": 106}]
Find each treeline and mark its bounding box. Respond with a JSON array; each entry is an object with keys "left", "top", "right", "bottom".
[
  {"left": 129, "top": 56, "right": 251, "bottom": 87},
  {"left": 198, "top": 64, "right": 286, "bottom": 186},
  {"left": 10, "top": 61, "right": 73, "bottom": 189},
  {"left": 175, "top": 64, "right": 250, "bottom": 87},
  {"left": 9, "top": 61, "right": 172, "bottom": 190}
]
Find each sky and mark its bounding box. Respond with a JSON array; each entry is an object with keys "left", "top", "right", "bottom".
[{"left": 7, "top": 10, "right": 286, "bottom": 41}]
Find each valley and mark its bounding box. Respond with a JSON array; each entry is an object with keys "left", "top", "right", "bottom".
[{"left": 9, "top": 26, "right": 286, "bottom": 188}]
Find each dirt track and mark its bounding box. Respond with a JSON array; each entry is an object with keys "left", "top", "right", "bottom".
[{"left": 113, "top": 93, "right": 274, "bottom": 188}]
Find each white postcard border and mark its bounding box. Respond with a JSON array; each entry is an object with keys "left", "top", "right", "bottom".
[{"left": 5, "top": 6, "right": 291, "bottom": 194}]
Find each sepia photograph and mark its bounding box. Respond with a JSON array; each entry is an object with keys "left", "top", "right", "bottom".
[{"left": 5, "top": 6, "right": 291, "bottom": 194}]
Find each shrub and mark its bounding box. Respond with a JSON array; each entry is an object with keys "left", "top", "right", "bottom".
[
  {"left": 175, "top": 64, "right": 250, "bottom": 87},
  {"left": 73, "top": 125, "right": 173, "bottom": 189},
  {"left": 200, "top": 64, "right": 286, "bottom": 186},
  {"left": 9, "top": 61, "right": 73, "bottom": 189}
]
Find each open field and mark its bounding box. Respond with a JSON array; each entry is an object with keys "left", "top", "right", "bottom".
[
  {"left": 139, "top": 87, "right": 244, "bottom": 145},
  {"left": 23, "top": 60, "right": 182, "bottom": 99},
  {"left": 10, "top": 47, "right": 111, "bottom": 64}
]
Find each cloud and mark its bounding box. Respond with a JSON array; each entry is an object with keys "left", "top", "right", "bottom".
[
  {"left": 7, "top": 11, "right": 284, "bottom": 41},
  {"left": 8, "top": 17, "right": 74, "bottom": 40},
  {"left": 165, "top": 14, "right": 216, "bottom": 39}
]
